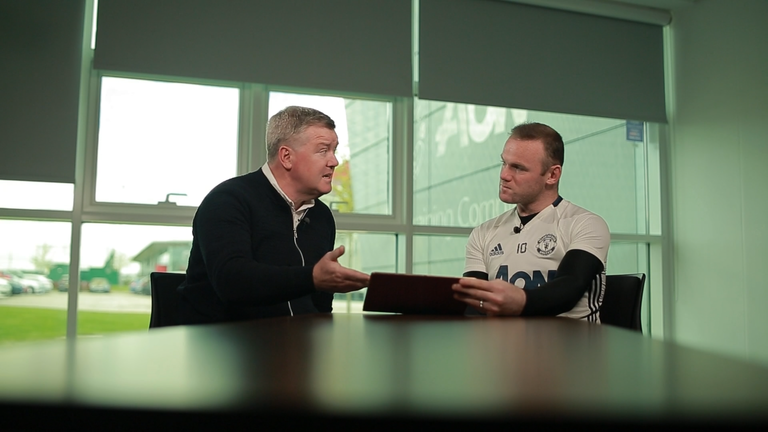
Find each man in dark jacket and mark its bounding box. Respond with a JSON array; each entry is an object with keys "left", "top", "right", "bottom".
[{"left": 179, "top": 106, "right": 369, "bottom": 324}]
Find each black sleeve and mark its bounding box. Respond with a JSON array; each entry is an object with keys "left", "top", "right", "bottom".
[
  {"left": 312, "top": 291, "right": 334, "bottom": 312},
  {"left": 462, "top": 271, "right": 489, "bottom": 280},
  {"left": 520, "top": 249, "right": 604, "bottom": 316}
]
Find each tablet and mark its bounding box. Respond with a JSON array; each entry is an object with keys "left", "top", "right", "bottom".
[{"left": 362, "top": 272, "right": 466, "bottom": 315}]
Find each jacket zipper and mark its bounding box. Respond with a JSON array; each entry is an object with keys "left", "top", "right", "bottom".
[{"left": 288, "top": 224, "right": 306, "bottom": 317}]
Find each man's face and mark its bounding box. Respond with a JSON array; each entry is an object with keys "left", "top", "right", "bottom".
[
  {"left": 286, "top": 124, "right": 339, "bottom": 200},
  {"left": 498, "top": 138, "right": 553, "bottom": 206}
]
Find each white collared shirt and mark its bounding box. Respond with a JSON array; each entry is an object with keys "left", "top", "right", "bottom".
[{"left": 262, "top": 163, "right": 315, "bottom": 232}]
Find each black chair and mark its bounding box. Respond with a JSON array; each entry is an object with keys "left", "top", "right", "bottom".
[
  {"left": 600, "top": 273, "right": 646, "bottom": 332},
  {"left": 149, "top": 272, "right": 186, "bottom": 329}
]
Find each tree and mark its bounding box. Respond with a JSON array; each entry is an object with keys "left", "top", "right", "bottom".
[
  {"left": 112, "top": 251, "right": 131, "bottom": 272},
  {"left": 330, "top": 159, "right": 354, "bottom": 212},
  {"left": 31, "top": 244, "right": 53, "bottom": 273}
]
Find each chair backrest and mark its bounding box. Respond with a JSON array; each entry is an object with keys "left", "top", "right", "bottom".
[
  {"left": 600, "top": 273, "right": 646, "bottom": 332},
  {"left": 149, "top": 272, "right": 186, "bottom": 329}
]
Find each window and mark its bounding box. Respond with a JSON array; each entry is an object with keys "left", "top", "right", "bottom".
[
  {"left": 0, "top": 220, "right": 70, "bottom": 344},
  {"left": 95, "top": 77, "right": 240, "bottom": 207},
  {"left": 414, "top": 100, "right": 519, "bottom": 227},
  {"left": 413, "top": 234, "right": 466, "bottom": 277},
  {"left": 0, "top": 1, "right": 668, "bottom": 341},
  {"left": 413, "top": 99, "right": 658, "bottom": 236},
  {"left": 76, "top": 223, "right": 194, "bottom": 336}
]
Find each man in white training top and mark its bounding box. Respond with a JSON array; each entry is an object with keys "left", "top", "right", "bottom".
[{"left": 452, "top": 122, "right": 610, "bottom": 322}]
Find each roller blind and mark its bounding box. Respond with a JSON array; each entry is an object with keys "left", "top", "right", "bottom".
[
  {"left": 93, "top": 0, "right": 413, "bottom": 97},
  {"left": 419, "top": 0, "right": 667, "bottom": 123},
  {"left": 0, "top": 0, "right": 85, "bottom": 184}
]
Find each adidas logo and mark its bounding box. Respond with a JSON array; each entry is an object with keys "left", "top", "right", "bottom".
[{"left": 489, "top": 243, "right": 504, "bottom": 257}]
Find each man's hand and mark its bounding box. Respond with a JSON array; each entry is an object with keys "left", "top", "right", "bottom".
[
  {"left": 313, "top": 246, "right": 370, "bottom": 293},
  {"left": 452, "top": 277, "right": 526, "bottom": 316}
]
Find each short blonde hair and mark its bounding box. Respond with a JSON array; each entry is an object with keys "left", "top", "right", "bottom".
[{"left": 266, "top": 106, "right": 335, "bottom": 161}]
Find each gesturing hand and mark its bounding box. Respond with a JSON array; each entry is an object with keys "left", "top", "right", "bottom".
[{"left": 313, "top": 246, "right": 370, "bottom": 293}]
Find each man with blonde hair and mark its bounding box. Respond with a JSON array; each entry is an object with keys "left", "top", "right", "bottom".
[{"left": 179, "top": 106, "right": 369, "bottom": 324}]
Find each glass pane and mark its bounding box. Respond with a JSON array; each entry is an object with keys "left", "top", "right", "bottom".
[
  {"left": 413, "top": 234, "right": 466, "bottom": 277},
  {"left": 268, "top": 92, "right": 392, "bottom": 215},
  {"left": 413, "top": 99, "right": 653, "bottom": 234},
  {"left": 77, "top": 223, "right": 193, "bottom": 336},
  {"left": 414, "top": 100, "right": 516, "bottom": 227},
  {"left": 555, "top": 115, "right": 647, "bottom": 235},
  {"left": 332, "top": 231, "right": 399, "bottom": 313},
  {"left": 95, "top": 77, "right": 239, "bottom": 207},
  {"left": 0, "top": 180, "right": 73, "bottom": 211},
  {"left": 0, "top": 220, "right": 71, "bottom": 345},
  {"left": 606, "top": 242, "right": 648, "bottom": 276}
]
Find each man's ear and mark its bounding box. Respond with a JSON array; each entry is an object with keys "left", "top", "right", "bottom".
[
  {"left": 278, "top": 145, "right": 293, "bottom": 169},
  {"left": 546, "top": 165, "right": 562, "bottom": 185}
]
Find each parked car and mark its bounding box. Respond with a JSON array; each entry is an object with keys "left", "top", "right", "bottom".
[
  {"left": 130, "top": 276, "right": 150, "bottom": 295},
  {"left": 20, "top": 273, "right": 54, "bottom": 294},
  {"left": 88, "top": 277, "right": 111, "bottom": 293},
  {"left": 0, "top": 278, "right": 11, "bottom": 296},
  {"left": 0, "top": 271, "right": 24, "bottom": 295},
  {"left": 56, "top": 275, "right": 69, "bottom": 292}
]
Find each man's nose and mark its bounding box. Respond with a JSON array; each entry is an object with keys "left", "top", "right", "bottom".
[{"left": 500, "top": 167, "right": 512, "bottom": 180}]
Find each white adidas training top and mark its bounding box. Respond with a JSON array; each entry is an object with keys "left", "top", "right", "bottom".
[{"left": 464, "top": 199, "right": 610, "bottom": 321}]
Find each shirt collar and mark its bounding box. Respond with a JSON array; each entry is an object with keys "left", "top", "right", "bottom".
[{"left": 262, "top": 162, "right": 315, "bottom": 213}]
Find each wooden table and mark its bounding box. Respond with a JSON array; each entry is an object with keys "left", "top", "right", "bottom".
[{"left": 1, "top": 314, "right": 767, "bottom": 430}]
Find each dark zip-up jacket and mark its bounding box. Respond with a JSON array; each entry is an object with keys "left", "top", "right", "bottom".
[{"left": 179, "top": 168, "right": 335, "bottom": 323}]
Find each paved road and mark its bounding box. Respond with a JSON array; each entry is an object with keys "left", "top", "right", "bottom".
[
  {"left": 0, "top": 291, "right": 365, "bottom": 314},
  {"left": 0, "top": 291, "right": 151, "bottom": 313}
]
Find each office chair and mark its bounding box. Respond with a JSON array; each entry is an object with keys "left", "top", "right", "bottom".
[
  {"left": 600, "top": 273, "right": 646, "bottom": 333},
  {"left": 149, "top": 272, "right": 186, "bottom": 329}
]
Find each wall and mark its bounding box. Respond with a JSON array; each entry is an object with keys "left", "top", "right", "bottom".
[{"left": 669, "top": 0, "right": 768, "bottom": 364}]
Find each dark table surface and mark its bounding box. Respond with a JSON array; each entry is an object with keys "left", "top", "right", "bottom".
[{"left": 1, "top": 313, "right": 767, "bottom": 430}]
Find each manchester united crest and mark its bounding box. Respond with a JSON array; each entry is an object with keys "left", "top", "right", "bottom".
[{"left": 536, "top": 234, "right": 557, "bottom": 256}]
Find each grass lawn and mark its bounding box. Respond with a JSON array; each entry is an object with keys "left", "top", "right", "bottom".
[
  {"left": 111, "top": 284, "right": 130, "bottom": 293},
  {"left": 0, "top": 305, "right": 150, "bottom": 344}
]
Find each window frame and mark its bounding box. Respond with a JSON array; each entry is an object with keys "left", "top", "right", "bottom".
[{"left": 0, "top": 0, "right": 671, "bottom": 342}]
